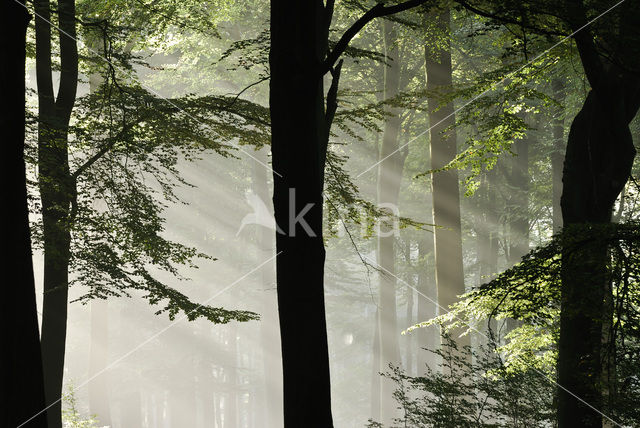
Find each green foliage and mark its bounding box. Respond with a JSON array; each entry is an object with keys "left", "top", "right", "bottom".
[
  {"left": 25, "top": 1, "right": 267, "bottom": 323},
  {"left": 62, "top": 384, "right": 102, "bottom": 428},
  {"left": 369, "top": 335, "right": 555, "bottom": 427},
  {"left": 406, "top": 222, "right": 640, "bottom": 425}
]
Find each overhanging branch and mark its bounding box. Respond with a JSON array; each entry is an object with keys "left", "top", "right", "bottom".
[{"left": 323, "top": 0, "right": 432, "bottom": 73}]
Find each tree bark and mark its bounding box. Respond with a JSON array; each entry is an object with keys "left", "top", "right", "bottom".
[
  {"left": 558, "top": 82, "right": 638, "bottom": 427},
  {"left": 34, "top": 0, "right": 78, "bottom": 426},
  {"left": 269, "top": 2, "right": 434, "bottom": 425},
  {"left": 424, "top": 7, "right": 469, "bottom": 354},
  {"left": 269, "top": 2, "right": 334, "bottom": 426},
  {"left": 1, "top": 0, "right": 49, "bottom": 426}
]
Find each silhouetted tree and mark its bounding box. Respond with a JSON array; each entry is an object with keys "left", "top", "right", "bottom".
[
  {"left": 2, "top": 0, "right": 48, "bottom": 426},
  {"left": 454, "top": 1, "right": 640, "bottom": 425},
  {"left": 269, "top": 1, "right": 432, "bottom": 425}
]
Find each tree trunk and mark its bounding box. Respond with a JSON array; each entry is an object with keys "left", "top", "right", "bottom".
[
  {"left": 557, "top": 80, "right": 638, "bottom": 427},
  {"left": 1, "top": 1, "right": 49, "bottom": 426},
  {"left": 505, "top": 123, "right": 530, "bottom": 333},
  {"left": 34, "top": 0, "right": 78, "bottom": 426},
  {"left": 416, "top": 237, "right": 438, "bottom": 373},
  {"left": 473, "top": 169, "right": 499, "bottom": 348},
  {"left": 424, "top": 8, "right": 468, "bottom": 353},
  {"left": 370, "top": 306, "right": 382, "bottom": 421},
  {"left": 507, "top": 132, "right": 529, "bottom": 266},
  {"left": 375, "top": 18, "right": 404, "bottom": 425},
  {"left": 252, "top": 148, "right": 282, "bottom": 428},
  {"left": 551, "top": 79, "right": 566, "bottom": 234},
  {"left": 269, "top": 2, "right": 333, "bottom": 426},
  {"left": 404, "top": 240, "right": 414, "bottom": 377}
]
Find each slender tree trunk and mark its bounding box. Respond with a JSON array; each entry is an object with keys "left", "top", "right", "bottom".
[
  {"left": 505, "top": 125, "right": 530, "bottom": 333},
  {"left": 375, "top": 18, "right": 404, "bottom": 425},
  {"left": 269, "top": 2, "right": 333, "bottom": 426},
  {"left": 551, "top": 79, "right": 566, "bottom": 234},
  {"left": 473, "top": 170, "right": 499, "bottom": 350},
  {"left": 424, "top": 8, "right": 468, "bottom": 354},
  {"left": 507, "top": 132, "right": 529, "bottom": 266},
  {"left": 557, "top": 80, "right": 638, "bottom": 427},
  {"left": 2, "top": 1, "right": 49, "bottom": 426},
  {"left": 370, "top": 307, "right": 381, "bottom": 421},
  {"left": 252, "top": 148, "right": 282, "bottom": 428},
  {"left": 270, "top": 2, "right": 429, "bottom": 425},
  {"left": 35, "top": 0, "right": 78, "bottom": 426},
  {"left": 404, "top": 240, "right": 414, "bottom": 377},
  {"left": 416, "top": 237, "right": 438, "bottom": 373}
]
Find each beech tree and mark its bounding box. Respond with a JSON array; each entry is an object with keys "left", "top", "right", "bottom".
[
  {"left": 446, "top": 0, "right": 640, "bottom": 425},
  {"left": 269, "top": 1, "right": 435, "bottom": 425},
  {"left": 2, "top": 0, "right": 48, "bottom": 426},
  {"left": 29, "top": 1, "right": 264, "bottom": 425}
]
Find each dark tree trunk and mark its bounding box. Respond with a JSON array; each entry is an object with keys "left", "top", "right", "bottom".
[
  {"left": 34, "top": 0, "right": 78, "bottom": 426},
  {"left": 424, "top": 7, "right": 468, "bottom": 352},
  {"left": 558, "top": 81, "right": 638, "bottom": 427},
  {"left": 269, "top": 2, "right": 334, "bottom": 426},
  {"left": 269, "top": 2, "right": 431, "bottom": 425},
  {"left": 1, "top": 1, "right": 49, "bottom": 426}
]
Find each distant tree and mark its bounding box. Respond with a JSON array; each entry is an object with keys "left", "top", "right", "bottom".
[
  {"left": 424, "top": 6, "right": 469, "bottom": 357},
  {"left": 29, "top": 1, "right": 264, "bottom": 425}
]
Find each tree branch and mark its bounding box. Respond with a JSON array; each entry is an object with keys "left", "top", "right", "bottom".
[
  {"left": 325, "top": 60, "right": 344, "bottom": 131},
  {"left": 564, "top": 0, "right": 604, "bottom": 92},
  {"left": 455, "top": 0, "right": 567, "bottom": 37},
  {"left": 72, "top": 122, "right": 135, "bottom": 179},
  {"left": 323, "top": 0, "right": 432, "bottom": 73}
]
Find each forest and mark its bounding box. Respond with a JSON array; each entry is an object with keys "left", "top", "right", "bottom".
[{"left": 2, "top": 0, "right": 640, "bottom": 427}]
